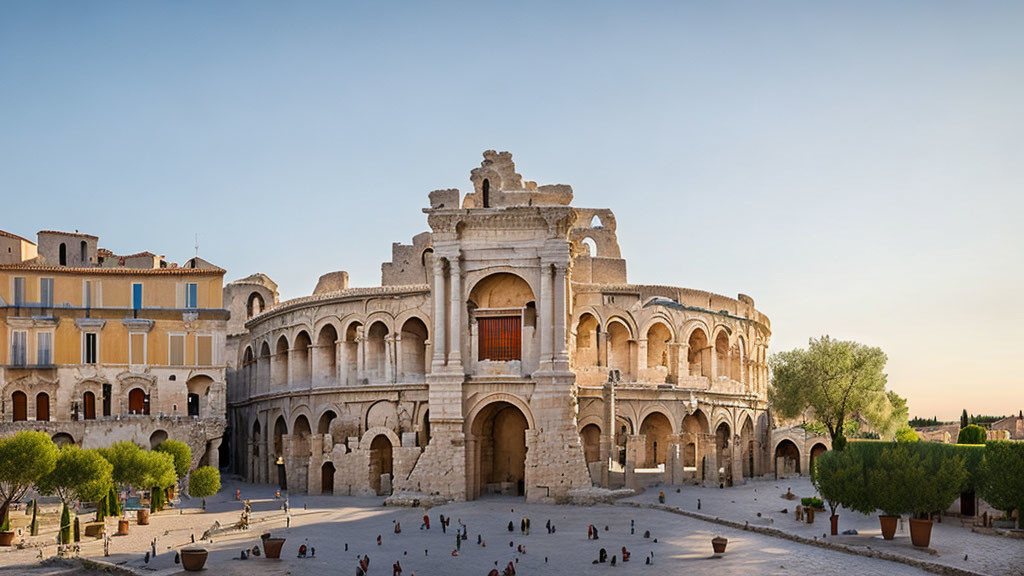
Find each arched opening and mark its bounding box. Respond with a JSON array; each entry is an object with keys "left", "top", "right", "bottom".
[
  {"left": 687, "top": 328, "right": 709, "bottom": 377},
  {"left": 293, "top": 331, "right": 312, "bottom": 384},
  {"left": 274, "top": 416, "right": 288, "bottom": 490},
  {"left": 82, "top": 391, "right": 96, "bottom": 420},
  {"left": 80, "top": 241, "right": 87, "bottom": 264},
  {"left": 321, "top": 462, "right": 335, "bottom": 494},
  {"left": 607, "top": 321, "right": 631, "bottom": 380},
  {"left": 52, "top": 433, "right": 75, "bottom": 447},
  {"left": 715, "top": 422, "right": 732, "bottom": 485},
  {"left": 149, "top": 429, "right": 168, "bottom": 449},
  {"left": 316, "top": 324, "right": 338, "bottom": 383},
  {"left": 246, "top": 292, "right": 265, "bottom": 319},
  {"left": 774, "top": 439, "right": 801, "bottom": 476},
  {"left": 187, "top": 375, "right": 212, "bottom": 418},
  {"left": 251, "top": 420, "right": 262, "bottom": 480},
  {"left": 482, "top": 178, "right": 490, "bottom": 208},
  {"left": 645, "top": 322, "right": 672, "bottom": 382},
  {"left": 809, "top": 443, "right": 828, "bottom": 472},
  {"left": 581, "top": 237, "right": 598, "bottom": 257},
  {"left": 259, "top": 341, "right": 271, "bottom": 392},
  {"left": 365, "top": 322, "right": 389, "bottom": 382},
  {"left": 580, "top": 423, "right": 601, "bottom": 464},
  {"left": 59, "top": 243, "right": 67, "bottom": 266},
  {"left": 469, "top": 273, "right": 535, "bottom": 364},
  {"left": 11, "top": 391, "right": 27, "bottom": 421},
  {"left": 420, "top": 409, "right": 431, "bottom": 448},
  {"left": 369, "top": 435, "right": 393, "bottom": 496},
  {"left": 735, "top": 336, "right": 746, "bottom": 385},
  {"left": 469, "top": 401, "right": 529, "bottom": 499},
  {"left": 681, "top": 410, "right": 709, "bottom": 470},
  {"left": 344, "top": 322, "right": 362, "bottom": 384},
  {"left": 615, "top": 416, "right": 632, "bottom": 467},
  {"left": 273, "top": 336, "right": 289, "bottom": 388},
  {"left": 574, "top": 313, "right": 600, "bottom": 369},
  {"left": 400, "top": 317, "right": 428, "bottom": 381},
  {"left": 590, "top": 214, "right": 603, "bottom": 228},
  {"left": 293, "top": 415, "right": 312, "bottom": 492},
  {"left": 128, "top": 388, "right": 148, "bottom": 415},
  {"left": 243, "top": 346, "right": 255, "bottom": 392},
  {"left": 639, "top": 412, "right": 672, "bottom": 468},
  {"left": 715, "top": 332, "right": 731, "bottom": 380},
  {"left": 741, "top": 416, "right": 755, "bottom": 478},
  {"left": 33, "top": 393, "right": 49, "bottom": 421},
  {"left": 318, "top": 410, "right": 337, "bottom": 436}
]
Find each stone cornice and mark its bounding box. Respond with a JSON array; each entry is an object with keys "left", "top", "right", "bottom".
[
  {"left": 121, "top": 318, "right": 155, "bottom": 332},
  {"left": 74, "top": 318, "right": 107, "bottom": 331},
  {"left": 7, "top": 316, "right": 58, "bottom": 329}
]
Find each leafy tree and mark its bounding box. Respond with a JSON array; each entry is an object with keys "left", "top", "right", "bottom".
[
  {"left": 867, "top": 445, "right": 921, "bottom": 517},
  {"left": 770, "top": 336, "right": 888, "bottom": 449},
  {"left": 188, "top": 466, "right": 220, "bottom": 510},
  {"left": 140, "top": 451, "right": 177, "bottom": 492},
  {"left": 100, "top": 442, "right": 148, "bottom": 492},
  {"left": 155, "top": 440, "right": 192, "bottom": 481},
  {"left": 957, "top": 424, "right": 987, "bottom": 445},
  {"left": 812, "top": 448, "right": 868, "bottom": 519},
  {"left": 907, "top": 445, "right": 967, "bottom": 520},
  {"left": 895, "top": 426, "right": 919, "bottom": 443},
  {"left": 0, "top": 431, "right": 58, "bottom": 525},
  {"left": 860, "top": 391, "right": 909, "bottom": 440},
  {"left": 977, "top": 442, "right": 1024, "bottom": 528},
  {"left": 38, "top": 447, "right": 113, "bottom": 509}
]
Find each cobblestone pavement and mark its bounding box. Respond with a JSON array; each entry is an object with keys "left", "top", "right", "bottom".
[
  {"left": 625, "top": 477, "right": 1024, "bottom": 576},
  {"left": 0, "top": 478, "right": 941, "bottom": 576}
]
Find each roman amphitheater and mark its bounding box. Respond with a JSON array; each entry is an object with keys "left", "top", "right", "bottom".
[{"left": 224, "top": 151, "right": 827, "bottom": 502}]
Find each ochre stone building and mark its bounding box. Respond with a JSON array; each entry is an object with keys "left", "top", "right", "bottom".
[
  {"left": 0, "top": 230, "right": 228, "bottom": 469},
  {"left": 223, "top": 152, "right": 799, "bottom": 501}
]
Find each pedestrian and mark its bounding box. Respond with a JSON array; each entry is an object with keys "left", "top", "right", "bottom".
[
  {"left": 508, "top": 520, "right": 514, "bottom": 532},
  {"left": 378, "top": 534, "right": 382, "bottom": 546},
  {"left": 393, "top": 560, "right": 402, "bottom": 575},
  {"left": 630, "top": 519, "right": 634, "bottom": 535},
  {"left": 621, "top": 546, "right": 630, "bottom": 562},
  {"left": 394, "top": 521, "right": 402, "bottom": 534},
  {"left": 455, "top": 534, "right": 461, "bottom": 551},
  {"left": 545, "top": 519, "right": 551, "bottom": 534},
  {"left": 422, "top": 514, "right": 430, "bottom": 530},
  {"left": 520, "top": 518, "right": 526, "bottom": 535},
  {"left": 525, "top": 518, "right": 530, "bottom": 535}
]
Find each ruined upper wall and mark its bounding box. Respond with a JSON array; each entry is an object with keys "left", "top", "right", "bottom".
[
  {"left": 461, "top": 150, "right": 573, "bottom": 208},
  {"left": 569, "top": 208, "right": 627, "bottom": 284},
  {"left": 381, "top": 231, "right": 433, "bottom": 286}
]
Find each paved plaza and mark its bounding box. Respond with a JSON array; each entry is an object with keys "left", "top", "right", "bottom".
[{"left": 1, "top": 477, "right": 1000, "bottom": 576}]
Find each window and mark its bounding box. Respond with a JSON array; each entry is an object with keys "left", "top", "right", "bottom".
[
  {"left": 11, "top": 391, "right": 27, "bottom": 421},
  {"left": 478, "top": 316, "right": 522, "bottom": 361},
  {"left": 80, "top": 241, "right": 87, "bottom": 263},
  {"left": 84, "top": 332, "right": 98, "bottom": 364},
  {"left": 196, "top": 335, "right": 213, "bottom": 366},
  {"left": 169, "top": 334, "right": 185, "bottom": 366},
  {"left": 130, "top": 333, "right": 146, "bottom": 365},
  {"left": 186, "top": 283, "right": 198, "bottom": 308},
  {"left": 13, "top": 277, "right": 25, "bottom": 306},
  {"left": 132, "top": 283, "right": 143, "bottom": 309},
  {"left": 82, "top": 391, "right": 96, "bottom": 420},
  {"left": 83, "top": 280, "right": 101, "bottom": 307},
  {"left": 40, "top": 278, "right": 54, "bottom": 307},
  {"left": 10, "top": 330, "right": 27, "bottom": 366},
  {"left": 59, "top": 243, "right": 67, "bottom": 266},
  {"left": 36, "top": 332, "right": 52, "bottom": 365}
]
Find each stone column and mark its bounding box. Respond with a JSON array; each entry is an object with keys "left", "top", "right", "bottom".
[
  {"left": 384, "top": 335, "right": 395, "bottom": 384},
  {"left": 553, "top": 263, "right": 570, "bottom": 370},
  {"left": 637, "top": 338, "right": 648, "bottom": 377},
  {"left": 395, "top": 335, "right": 403, "bottom": 382},
  {"left": 538, "top": 262, "right": 553, "bottom": 370},
  {"left": 339, "top": 339, "right": 350, "bottom": 385},
  {"left": 448, "top": 254, "right": 462, "bottom": 370},
  {"left": 432, "top": 258, "right": 446, "bottom": 367},
  {"left": 356, "top": 328, "right": 366, "bottom": 383}
]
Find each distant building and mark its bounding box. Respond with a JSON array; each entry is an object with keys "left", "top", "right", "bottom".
[{"left": 0, "top": 229, "right": 227, "bottom": 467}]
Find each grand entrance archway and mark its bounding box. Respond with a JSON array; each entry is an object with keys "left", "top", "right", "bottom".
[
  {"left": 369, "top": 435, "right": 393, "bottom": 496},
  {"left": 467, "top": 400, "right": 529, "bottom": 499}
]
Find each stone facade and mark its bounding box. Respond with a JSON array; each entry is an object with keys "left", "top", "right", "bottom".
[{"left": 225, "top": 151, "right": 781, "bottom": 502}]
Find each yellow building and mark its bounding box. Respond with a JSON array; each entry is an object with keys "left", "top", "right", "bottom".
[{"left": 0, "top": 230, "right": 228, "bottom": 466}]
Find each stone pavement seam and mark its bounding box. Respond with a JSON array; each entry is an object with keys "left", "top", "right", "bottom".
[{"left": 619, "top": 501, "right": 992, "bottom": 576}]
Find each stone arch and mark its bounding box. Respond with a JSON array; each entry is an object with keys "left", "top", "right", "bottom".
[
  {"left": 644, "top": 320, "right": 673, "bottom": 376},
  {"left": 774, "top": 439, "right": 801, "bottom": 476},
  {"left": 465, "top": 269, "right": 539, "bottom": 309},
  {"left": 293, "top": 414, "right": 312, "bottom": 459},
  {"left": 606, "top": 319, "right": 632, "bottom": 379},
  {"left": 399, "top": 316, "right": 429, "bottom": 380},
  {"left": 368, "top": 433, "right": 394, "bottom": 496},
  {"left": 247, "top": 292, "right": 265, "bottom": 319},
  {"left": 574, "top": 312, "right": 601, "bottom": 369},
  {"left": 343, "top": 320, "right": 363, "bottom": 384},
  {"left": 10, "top": 390, "right": 27, "bottom": 421},
  {"left": 365, "top": 400, "right": 400, "bottom": 432},
  {"left": 360, "top": 426, "right": 401, "bottom": 450},
  {"left": 274, "top": 335, "right": 289, "bottom": 387},
  {"left": 580, "top": 423, "right": 601, "bottom": 464},
  {"left": 186, "top": 374, "right": 214, "bottom": 418},
  {"left": 740, "top": 414, "right": 755, "bottom": 478},
  {"left": 467, "top": 398, "right": 530, "bottom": 499},
  {"left": 686, "top": 325, "right": 710, "bottom": 378},
  {"left": 316, "top": 324, "right": 338, "bottom": 383},
  {"left": 714, "top": 328, "right": 731, "bottom": 380},
  {"left": 317, "top": 409, "right": 337, "bottom": 436},
  {"left": 127, "top": 387, "right": 149, "bottom": 415},
  {"left": 809, "top": 443, "right": 828, "bottom": 472},
  {"left": 52, "top": 432, "right": 75, "bottom": 447},
  {"left": 293, "top": 330, "right": 312, "bottom": 384},
  {"left": 149, "top": 429, "right": 168, "bottom": 449},
  {"left": 365, "top": 321, "right": 390, "bottom": 383},
  {"left": 639, "top": 411, "right": 673, "bottom": 468},
  {"left": 580, "top": 237, "right": 598, "bottom": 257},
  {"left": 715, "top": 421, "right": 733, "bottom": 484},
  {"left": 273, "top": 415, "right": 288, "bottom": 459}
]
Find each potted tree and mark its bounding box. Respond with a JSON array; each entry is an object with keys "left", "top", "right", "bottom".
[
  {"left": 0, "top": 432, "right": 58, "bottom": 546},
  {"left": 905, "top": 447, "right": 966, "bottom": 548},
  {"left": 37, "top": 446, "right": 113, "bottom": 546},
  {"left": 99, "top": 442, "right": 151, "bottom": 535},
  {"left": 867, "top": 445, "right": 918, "bottom": 540},
  {"left": 812, "top": 448, "right": 866, "bottom": 536},
  {"left": 977, "top": 442, "right": 1024, "bottom": 530},
  {"left": 137, "top": 450, "right": 176, "bottom": 526}
]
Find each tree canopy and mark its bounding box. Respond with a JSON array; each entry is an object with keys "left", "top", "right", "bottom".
[
  {"left": 37, "top": 446, "right": 113, "bottom": 506},
  {"left": 977, "top": 442, "right": 1024, "bottom": 527},
  {"left": 770, "top": 336, "right": 890, "bottom": 447},
  {"left": 957, "top": 424, "right": 987, "bottom": 445},
  {"left": 155, "top": 440, "right": 192, "bottom": 480},
  {"left": 0, "top": 431, "right": 58, "bottom": 520},
  {"left": 100, "top": 441, "right": 176, "bottom": 491},
  {"left": 188, "top": 466, "right": 221, "bottom": 509}
]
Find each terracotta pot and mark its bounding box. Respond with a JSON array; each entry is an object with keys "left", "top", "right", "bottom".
[
  {"left": 711, "top": 536, "right": 728, "bottom": 554},
  {"left": 262, "top": 537, "right": 286, "bottom": 559},
  {"left": 909, "top": 518, "right": 933, "bottom": 548},
  {"left": 879, "top": 515, "right": 898, "bottom": 540},
  {"left": 830, "top": 514, "right": 839, "bottom": 536},
  {"left": 0, "top": 531, "right": 14, "bottom": 547},
  {"left": 181, "top": 548, "right": 209, "bottom": 571},
  {"left": 117, "top": 519, "right": 130, "bottom": 536},
  {"left": 137, "top": 509, "right": 150, "bottom": 525},
  {"left": 806, "top": 507, "right": 815, "bottom": 523}
]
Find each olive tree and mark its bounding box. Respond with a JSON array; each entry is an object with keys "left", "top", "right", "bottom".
[
  {"left": 0, "top": 431, "right": 58, "bottom": 526},
  {"left": 38, "top": 446, "right": 112, "bottom": 540}
]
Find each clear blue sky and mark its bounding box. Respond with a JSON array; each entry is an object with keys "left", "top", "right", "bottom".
[{"left": 2, "top": 1, "right": 1022, "bottom": 420}]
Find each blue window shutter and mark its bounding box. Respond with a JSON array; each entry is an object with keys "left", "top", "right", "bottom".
[{"left": 133, "top": 284, "right": 143, "bottom": 310}]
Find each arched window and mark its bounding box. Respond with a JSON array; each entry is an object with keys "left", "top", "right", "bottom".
[
  {"left": 11, "top": 391, "right": 27, "bottom": 421},
  {"left": 36, "top": 393, "right": 50, "bottom": 421},
  {"left": 80, "top": 241, "right": 88, "bottom": 263},
  {"left": 482, "top": 179, "right": 490, "bottom": 208},
  {"left": 59, "top": 243, "right": 67, "bottom": 266}
]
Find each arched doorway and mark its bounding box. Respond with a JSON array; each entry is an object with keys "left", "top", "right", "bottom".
[
  {"left": 369, "top": 435, "right": 393, "bottom": 496},
  {"left": 639, "top": 412, "right": 672, "bottom": 468},
  {"left": 321, "top": 462, "right": 335, "bottom": 494},
  {"left": 687, "top": 328, "right": 709, "bottom": 377},
  {"left": 251, "top": 420, "right": 262, "bottom": 482},
  {"left": 317, "top": 325, "right": 338, "bottom": 383},
  {"left": 52, "top": 433, "right": 74, "bottom": 447},
  {"left": 580, "top": 423, "right": 601, "bottom": 464},
  {"left": 82, "top": 391, "right": 96, "bottom": 420},
  {"left": 35, "top": 393, "right": 50, "bottom": 421},
  {"left": 469, "top": 401, "right": 529, "bottom": 499},
  {"left": 11, "top": 391, "right": 27, "bottom": 421},
  {"left": 274, "top": 416, "right": 288, "bottom": 490},
  {"left": 809, "top": 443, "right": 828, "bottom": 472},
  {"left": 607, "top": 322, "right": 631, "bottom": 379},
  {"left": 128, "top": 388, "right": 148, "bottom": 415},
  {"left": 775, "top": 439, "right": 801, "bottom": 476},
  {"left": 715, "top": 422, "right": 732, "bottom": 485},
  {"left": 574, "top": 313, "right": 600, "bottom": 369}
]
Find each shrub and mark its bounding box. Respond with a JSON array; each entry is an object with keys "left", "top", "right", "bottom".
[
  {"left": 801, "top": 497, "right": 824, "bottom": 509},
  {"left": 188, "top": 466, "right": 221, "bottom": 510},
  {"left": 895, "top": 426, "right": 919, "bottom": 443},
  {"left": 812, "top": 447, "right": 869, "bottom": 517},
  {"left": 957, "top": 425, "right": 987, "bottom": 445},
  {"left": 59, "top": 504, "right": 71, "bottom": 545},
  {"left": 977, "top": 442, "right": 1024, "bottom": 528}
]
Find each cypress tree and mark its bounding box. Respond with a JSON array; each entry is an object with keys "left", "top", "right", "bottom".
[
  {"left": 29, "top": 500, "right": 38, "bottom": 536},
  {"left": 73, "top": 516, "right": 80, "bottom": 542},
  {"left": 95, "top": 495, "right": 106, "bottom": 523},
  {"left": 960, "top": 409, "right": 969, "bottom": 429},
  {"left": 59, "top": 504, "right": 71, "bottom": 545}
]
